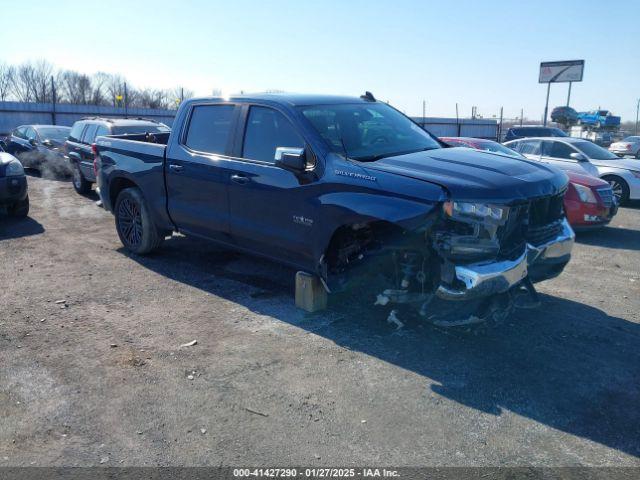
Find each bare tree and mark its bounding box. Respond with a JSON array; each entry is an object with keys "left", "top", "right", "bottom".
[
  {"left": 10, "top": 61, "right": 54, "bottom": 103},
  {"left": 56, "top": 70, "right": 93, "bottom": 104},
  {"left": 0, "top": 63, "right": 14, "bottom": 101}
]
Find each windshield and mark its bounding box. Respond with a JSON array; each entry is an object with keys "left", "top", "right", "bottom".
[
  {"left": 574, "top": 141, "right": 619, "bottom": 160},
  {"left": 112, "top": 124, "right": 170, "bottom": 135},
  {"left": 299, "top": 103, "right": 441, "bottom": 161},
  {"left": 36, "top": 127, "right": 71, "bottom": 141}
]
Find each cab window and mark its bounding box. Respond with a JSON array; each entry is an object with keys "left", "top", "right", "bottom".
[
  {"left": 184, "top": 104, "right": 235, "bottom": 155},
  {"left": 242, "top": 106, "right": 303, "bottom": 163}
]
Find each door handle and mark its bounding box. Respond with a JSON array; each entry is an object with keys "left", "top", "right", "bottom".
[
  {"left": 169, "top": 164, "right": 184, "bottom": 172},
  {"left": 230, "top": 174, "right": 250, "bottom": 185}
]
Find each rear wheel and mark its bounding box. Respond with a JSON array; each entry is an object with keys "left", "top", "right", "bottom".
[
  {"left": 114, "top": 187, "right": 164, "bottom": 255},
  {"left": 8, "top": 195, "right": 29, "bottom": 218},
  {"left": 72, "top": 163, "right": 92, "bottom": 194},
  {"left": 602, "top": 175, "right": 630, "bottom": 205}
]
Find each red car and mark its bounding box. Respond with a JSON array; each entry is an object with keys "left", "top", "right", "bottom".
[{"left": 440, "top": 137, "right": 618, "bottom": 230}]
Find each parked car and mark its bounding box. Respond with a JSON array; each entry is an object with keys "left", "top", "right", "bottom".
[
  {"left": 65, "top": 117, "right": 170, "bottom": 194},
  {"left": 563, "top": 172, "right": 617, "bottom": 230},
  {"left": 609, "top": 136, "right": 640, "bottom": 158},
  {"left": 0, "top": 151, "right": 29, "bottom": 218},
  {"left": 439, "top": 137, "right": 522, "bottom": 158},
  {"left": 577, "top": 110, "right": 621, "bottom": 128},
  {"left": 503, "top": 126, "right": 568, "bottom": 142},
  {"left": 2, "top": 125, "right": 71, "bottom": 177},
  {"left": 505, "top": 137, "right": 640, "bottom": 204},
  {"left": 441, "top": 138, "right": 617, "bottom": 229},
  {"left": 95, "top": 93, "right": 574, "bottom": 321},
  {"left": 550, "top": 106, "right": 579, "bottom": 125}
]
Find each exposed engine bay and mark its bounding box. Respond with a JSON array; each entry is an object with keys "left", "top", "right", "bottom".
[{"left": 325, "top": 190, "right": 575, "bottom": 326}]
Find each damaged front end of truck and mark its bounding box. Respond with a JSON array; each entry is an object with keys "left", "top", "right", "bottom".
[{"left": 323, "top": 190, "right": 574, "bottom": 326}]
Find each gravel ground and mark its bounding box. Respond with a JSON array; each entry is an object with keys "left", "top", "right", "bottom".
[{"left": 0, "top": 176, "right": 639, "bottom": 467}]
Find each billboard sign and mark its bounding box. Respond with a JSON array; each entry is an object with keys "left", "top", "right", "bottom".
[{"left": 539, "top": 60, "right": 585, "bottom": 83}]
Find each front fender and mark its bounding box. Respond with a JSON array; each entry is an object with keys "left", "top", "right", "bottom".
[{"left": 313, "top": 191, "right": 442, "bottom": 269}]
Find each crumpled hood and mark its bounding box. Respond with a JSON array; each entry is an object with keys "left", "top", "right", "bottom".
[{"left": 364, "top": 147, "right": 569, "bottom": 204}]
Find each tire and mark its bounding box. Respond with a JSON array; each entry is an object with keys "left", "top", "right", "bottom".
[
  {"left": 114, "top": 187, "right": 164, "bottom": 255},
  {"left": 602, "top": 175, "right": 630, "bottom": 205},
  {"left": 72, "top": 162, "right": 92, "bottom": 194},
  {"left": 8, "top": 195, "right": 29, "bottom": 218}
]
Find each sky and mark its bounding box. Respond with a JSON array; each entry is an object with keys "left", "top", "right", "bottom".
[{"left": 1, "top": 0, "right": 639, "bottom": 121}]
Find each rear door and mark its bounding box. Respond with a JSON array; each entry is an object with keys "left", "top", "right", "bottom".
[
  {"left": 227, "top": 104, "right": 316, "bottom": 267},
  {"left": 165, "top": 102, "right": 238, "bottom": 241}
]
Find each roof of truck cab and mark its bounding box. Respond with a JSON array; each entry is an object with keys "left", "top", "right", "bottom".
[{"left": 193, "top": 93, "right": 372, "bottom": 106}]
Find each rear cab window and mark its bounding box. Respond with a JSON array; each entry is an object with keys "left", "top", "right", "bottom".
[{"left": 184, "top": 104, "right": 235, "bottom": 155}]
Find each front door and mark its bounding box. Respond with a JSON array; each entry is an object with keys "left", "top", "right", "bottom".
[{"left": 227, "top": 105, "right": 317, "bottom": 268}]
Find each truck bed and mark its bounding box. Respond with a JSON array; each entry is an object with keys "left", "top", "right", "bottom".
[{"left": 95, "top": 133, "right": 170, "bottom": 228}]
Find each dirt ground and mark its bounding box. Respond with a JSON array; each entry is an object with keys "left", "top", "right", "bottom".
[{"left": 0, "top": 176, "right": 639, "bottom": 467}]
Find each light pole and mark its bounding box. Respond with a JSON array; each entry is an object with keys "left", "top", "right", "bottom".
[{"left": 636, "top": 98, "right": 640, "bottom": 135}]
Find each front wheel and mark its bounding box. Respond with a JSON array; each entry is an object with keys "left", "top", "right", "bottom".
[
  {"left": 72, "top": 163, "right": 92, "bottom": 194},
  {"left": 602, "top": 175, "right": 630, "bottom": 205},
  {"left": 114, "top": 187, "right": 164, "bottom": 255},
  {"left": 8, "top": 195, "right": 29, "bottom": 218}
]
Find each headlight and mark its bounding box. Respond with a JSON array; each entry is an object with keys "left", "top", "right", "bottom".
[
  {"left": 5, "top": 159, "right": 24, "bottom": 177},
  {"left": 572, "top": 183, "right": 597, "bottom": 204},
  {"left": 443, "top": 201, "right": 507, "bottom": 222}
]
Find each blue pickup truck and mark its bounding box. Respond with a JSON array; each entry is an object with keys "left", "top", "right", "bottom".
[
  {"left": 577, "top": 110, "right": 621, "bottom": 129},
  {"left": 95, "top": 93, "right": 574, "bottom": 320}
]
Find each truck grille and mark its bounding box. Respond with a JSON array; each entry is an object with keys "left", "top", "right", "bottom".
[
  {"left": 497, "top": 191, "right": 566, "bottom": 255},
  {"left": 596, "top": 186, "right": 614, "bottom": 207},
  {"left": 528, "top": 192, "right": 564, "bottom": 227}
]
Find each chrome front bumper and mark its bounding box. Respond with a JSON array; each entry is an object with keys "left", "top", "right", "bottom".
[{"left": 437, "top": 218, "right": 575, "bottom": 301}]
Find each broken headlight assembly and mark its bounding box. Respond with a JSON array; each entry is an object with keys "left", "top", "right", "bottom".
[
  {"left": 435, "top": 201, "right": 511, "bottom": 261},
  {"left": 443, "top": 200, "right": 507, "bottom": 223}
]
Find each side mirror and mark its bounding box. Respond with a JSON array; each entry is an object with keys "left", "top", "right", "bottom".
[
  {"left": 28, "top": 138, "right": 38, "bottom": 147},
  {"left": 570, "top": 152, "right": 588, "bottom": 162},
  {"left": 275, "top": 147, "right": 305, "bottom": 171},
  {"left": 41, "top": 139, "right": 53, "bottom": 147}
]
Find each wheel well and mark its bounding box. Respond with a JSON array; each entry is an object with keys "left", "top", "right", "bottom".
[
  {"left": 109, "top": 177, "right": 138, "bottom": 206},
  {"left": 323, "top": 221, "right": 405, "bottom": 273}
]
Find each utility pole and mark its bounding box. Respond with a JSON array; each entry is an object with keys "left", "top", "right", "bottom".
[
  {"left": 498, "top": 107, "right": 503, "bottom": 142},
  {"left": 455, "top": 103, "right": 460, "bottom": 136},
  {"left": 422, "top": 99, "right": 426, "bottom": 127},
  {"left": 636, "top": 98, "right": 640, "bottom": 135},
  {"left": 520, "top": 108, "right": 524, "bottom": 126},
  {"left": 50, "top": 76, "right": 57, "bottom": 125},
  {"left": 543, "top": 82, "right": 551, "bottom": 126},
  {"left": 124, "top": 82, "right": 128, "bottom": 118}
]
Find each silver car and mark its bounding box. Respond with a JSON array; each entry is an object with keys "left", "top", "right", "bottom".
[
  {"left": 609, "top": 136, "right": 640, "bottom": 159},
  {"left": 505, "top": 137, "right": 640, "bottom": 203}
]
